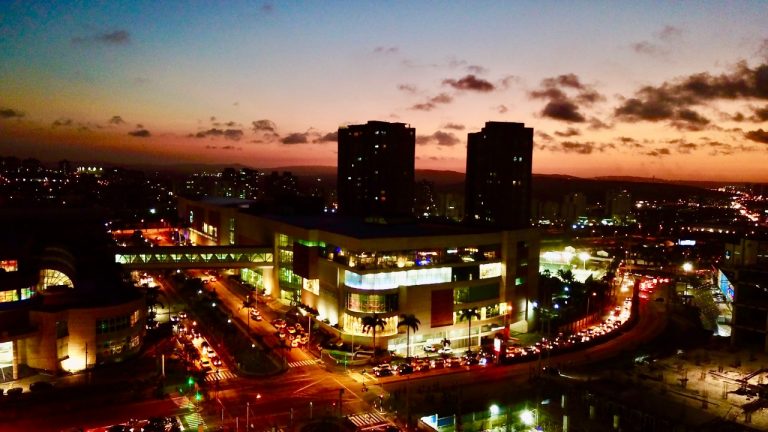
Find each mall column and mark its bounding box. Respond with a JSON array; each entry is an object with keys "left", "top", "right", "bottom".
[{"left": 12, "top": 340, "right": 18, "bottom": 380}]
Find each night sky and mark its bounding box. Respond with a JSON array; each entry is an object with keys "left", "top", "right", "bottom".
[{"left": 1, "top": 1, "right": 767, "bottom": 181}]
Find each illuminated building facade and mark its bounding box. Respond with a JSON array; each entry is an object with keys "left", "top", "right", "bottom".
[
  {"left": 465, "top": 121, "right": 533, "bottom": 228},
  {"left": 0, "top": 211, "right": 146, "bottom": 380},
  {"left": 722, "top": 237, "right": 768, "bottom": 351},
  {"left": 337, "top": 121, "right": 416, "bottom": 218},
  {"left": 178, "top": 197, "right": 539, "bottom": 353}
]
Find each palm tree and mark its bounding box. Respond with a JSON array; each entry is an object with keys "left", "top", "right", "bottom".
[
  {"left": 397, "top": 314, "right": 421, "bottom": 358},
  {"left": 240, "top": 294, "right": 256, "bottom": 329},
  {"left": 458, "top": 308, "right": 481, "bottom": 352},
  {"left": 361, "top": 313, "right": 387, "bottom": 355}
]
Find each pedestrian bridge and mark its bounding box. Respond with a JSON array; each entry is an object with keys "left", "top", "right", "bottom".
[{"left": 115, "top": 245, "right": 274, "bottom": 269}]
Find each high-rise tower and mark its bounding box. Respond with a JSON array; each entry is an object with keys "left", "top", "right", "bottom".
[
  {"left": 337, "top": 121, "right": 415, "bottom": 218},
  {"left": 465, "top": 121, "right": 533, "bottom": 228}
]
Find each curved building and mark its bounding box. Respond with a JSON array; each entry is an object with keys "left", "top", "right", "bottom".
[{"left": 0, "top": 210, "right": 146, "bottom": 380}]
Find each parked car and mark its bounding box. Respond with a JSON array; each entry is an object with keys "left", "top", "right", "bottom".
[
  {"left": 423, "top": 344, "right": 438, "bottom": 353},
  {"left": 271, "top": 318, "right": 286, "bottom": 329},
  {"left": 430, "top": 358, "right": 445, "bottom": 369},
  {"left": 396, "top": 364, "right": 414, "bottom": 375},
  {"left": 373, "top": 363, "right": 393, "bottom": 377}
]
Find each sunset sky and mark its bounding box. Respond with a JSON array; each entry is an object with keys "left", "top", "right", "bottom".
[{"left": 1, "top": 1, "right": 767, "bottom": 181}]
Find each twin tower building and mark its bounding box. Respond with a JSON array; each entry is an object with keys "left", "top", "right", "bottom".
[{"left": 337, "top": 120, "right": 533, "bottom": 229}]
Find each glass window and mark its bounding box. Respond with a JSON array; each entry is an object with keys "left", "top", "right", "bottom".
[
  {"left": 0, "top": 290, "right": 18, "bottom": 302},
  {"left": 479, "top": 263, "right": 502, "bottom": 279}
]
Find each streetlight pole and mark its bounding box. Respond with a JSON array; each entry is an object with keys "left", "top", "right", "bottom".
[{"left": 586, "top": 292, "right": 596, "bottom": 319}]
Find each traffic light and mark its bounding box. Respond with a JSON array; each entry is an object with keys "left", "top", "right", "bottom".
[
  {"left": 195, "top": 391, "right": 202, "bottom": 402},
  {"left": 187, "top": 376, "right": 194, "bottom": 387}
]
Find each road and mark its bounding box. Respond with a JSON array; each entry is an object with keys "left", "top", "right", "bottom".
[{"left": 1, "top": 256, "right": 667, "bottom": 431}]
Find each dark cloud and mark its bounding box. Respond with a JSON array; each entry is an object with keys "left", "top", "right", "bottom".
[
  {"left": 220, "top": 145, "right": 241, "bottom": 150},
  {"left": 541, "top": 74, "right": 586, "bottom": 90},
  {"left": 669, "top": 108, "right": 710, "bottom": 130},
  {"left": 675, "top": 141, "right": 698, "bottom": 153},
  {"left": 319, "top": 131, "right": 338, "bottom": 143},
  {"left": 398, "top": 84, "right": 418, "bottom": 94},
  {"left": 128, "top": 128, "right": 150, "bottom": 138},
  {"left": 535, "top": 131, "right": 554, "bottom": 142},
  {"left": 442, "top": 123, "right": 465, "bottom": 130},
  {"left": 442, "top": 74, "right": 495, "bottom": 92},
  {"left": 432, "top": 131, "right": 460, "bottom": 146},
  {"left": 555, "top": 127, "right": 580, "bottom": 137},
  {"left": 750, "top": 105, "right": 768, "bottom": 121},
  {"left": 373, "top": 46, "right": 398, "bottom": 54},
  {"left": 530, "top": 73, "right": 603, "bottom": 123},
  {"left": 645, "top": 148, "right": 672, "bottom": 157},
  {"left": 496, "top": 105, "right": 508, "bottom": 114},
  {"left": 416, "top": 131, "right": 460, "bottom": 147},
  {"left": 616, "top": 137, "right": 643, "bottom": 149},
  {"left": 410, "top": 93, "right": 453, "bottom": 111},
  {"left": 542, "top": 100, "right": 585, "bottom": 122},
  {"left": 587, "top": 117, "right": 612, "bottom": 130},
  {"left": 194, "top": 128, "right": 244, "bottom": 141},
  {"left": 281, "top": 133, "right": 309, "bottom": 144},
  {"left": 615, "top": 61, "right": 768, "bottom": 127},
  {"left": 251, "top": 119, "right": 277, "bottom": 133},
  {"left": 261, "top": 3, "right": 274, "bottom": 13},
  {"left": 560, "top": 141, "right": 594, "bottom": 154},
  {"left": 72, "top": 30, "right": 130, "bottom": 45},
  {"left": 745, "top": 129, "right": 768, "bottom": 144},
  {"left": 52, "top": 118, "right": 73, "bottom": 127},
  {"left": 631, "top": 25, "right": 681, "bottom": 58},
  {"left": 108, "top": 115, "right": 125, "bottom": 125},
  {"left": 415, "top": 135, "right": 431, "bottom": 145},
  {"left": 0, "top": 108, "right": 25, "bottom": 119}
]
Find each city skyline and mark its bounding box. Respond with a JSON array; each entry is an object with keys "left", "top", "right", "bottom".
[{"left": 2, "top": 1, "right": 768, "bottom": 181}]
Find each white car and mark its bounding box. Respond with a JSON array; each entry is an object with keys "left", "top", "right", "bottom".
[{"left": 438, "top": 346, "right": 453, "bottom": 355}]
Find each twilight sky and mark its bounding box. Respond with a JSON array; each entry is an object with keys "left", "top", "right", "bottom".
[{"left": 1, "top": 1, "right": 768, "bottom": 181}]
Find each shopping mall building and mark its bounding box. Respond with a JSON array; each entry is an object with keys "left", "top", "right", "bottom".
[
  {"left": 0, "top": 211, "right": 146, "bottom": 380},
  {"left": 178, "top": 197, "right": 539, "bottom": 353}
]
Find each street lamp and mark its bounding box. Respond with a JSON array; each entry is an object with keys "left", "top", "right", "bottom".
[
  {"left": 586, "top": 291, "right": 597, "bottom": 317},
  {"left": 520, "top": 409, "right": 535, "bottom": 426},
  {"left": 682, "top": 262, "right": 693, "bottom": 273},
  {"left": 579, "top": 252, "right": 590, "bottom": 270}
]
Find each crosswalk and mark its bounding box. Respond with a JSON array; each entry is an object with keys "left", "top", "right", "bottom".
[
  {"left": 204, "top": 369, "right": 237, "bottom": 382},
  {"left": 174, "top": 397, "right": 206, "bottom": 431},
  {"left": 288, "top": 358, "right": 322, "bottom": 368},
  {"left": 346, "top": 411, "right": 389, "bottom": 428}
]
